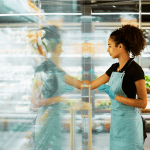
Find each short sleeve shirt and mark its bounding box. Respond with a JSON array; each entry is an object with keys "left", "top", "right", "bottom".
[{"left": 106, "top": 58, "right": 145, "bottom": 99}]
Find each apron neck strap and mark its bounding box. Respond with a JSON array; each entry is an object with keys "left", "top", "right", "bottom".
[
  {"left": 125, "top": 58, "right": 134, "bottom": 72},
  {"left": 120, "top": 58, "right": 134, "bottom": 73}
]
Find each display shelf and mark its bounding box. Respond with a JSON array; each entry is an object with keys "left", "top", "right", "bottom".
[
  {"left": 95, "top": 109, "right": 111, "bottom": 113},
  {"left": 3, "top": 131, "right": 32, "bottom": 150},
  {"left": 141, "top": 114, "right": 150, "bottom": 118},
  {"left": 1, "top": 129, "right": 33, "bottom": 150},
  {"left": 0, "top": 108, "right": 33, "bottom": 112},
  {"left": 141, "top": 109, "right": 150, "bottom": 113},
  {"left": 141, "top": 54, "right": 150, "bottom": 57},
  {"left": 0, "top": 78, "right": 33, "bottom": 81},
  {"left": 0, "top": 113, "right": 36, "bottom": 118},
  {"left": 147, "top": 94, "right": 150, "bottom": 98},
  {"left": 56, "top": 93, "right": 150, "bottom": 102},
  {"left": 0, "top": 53, "right": 111, "bottom": 58},
  {"left": 0, "top": 100, "right": 31, "bottom": 105},
  {"left": 0, "top": 90, "right": 30, "bottom": 93},
  {"left": 0, "top": 54, "right": 39, "bottom": 57},
  {"left": 0, "top": 0, "right": 39, "bottom": 23},
  {"left": 0, "top": 119, "right": 33, "bottom": 123},
  {"left": 62, "top": 93, "right": 110, "bottom": 98},
  {"left": 0, "top": 0, "right": 149, "bottom": 149},
  {"left": 0, "top": 113, "right": 37, "bottom": 121}
]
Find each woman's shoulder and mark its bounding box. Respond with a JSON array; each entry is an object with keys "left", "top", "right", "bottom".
[
  {"left": 35, "top": 61, "right": 46, "bottom": 73},
  {"left": 106, "top": 62, "right": 119, "bottom": 77},
  {"left": 129, "top": 60, "right": 144, "bottom": 72},
  {"left": 35, "top": 60, "right": 55, "bottom": 73},
  {"left": 127, "top": 60, "right": 145, "bottom": 82},
  {"left": 110, "top": 62, "right": 119, "bottom": 70}
]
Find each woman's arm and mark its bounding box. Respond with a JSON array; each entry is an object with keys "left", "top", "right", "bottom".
[
  {"left": 33, "top": 96, "right": 65, "bottom": 107},
  {"left": 82, "top": 73, "right": 110, "bottom": 90},
  {"left": 31, "top": 82, "right": 64, "bottom": 107},
  {"left": 63, "top": 74, "right": 82, "bottom": 90},
  {"left": 115, "top": 79, "right": 147, "bottom": 109}
]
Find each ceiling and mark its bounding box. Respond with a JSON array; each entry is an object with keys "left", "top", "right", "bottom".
[
  {"left": 39, "top": 0, "right": 150, "bottom": 22},
  {"left": 0, "top": 0, "right": 150, "bottom": 23}
]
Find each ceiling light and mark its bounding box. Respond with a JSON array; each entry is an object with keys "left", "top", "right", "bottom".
[
  {"left": 0, "top": 13, "right": 82, "bottom": 17},
  {"left": 92, "top": 12, "right": 139, "bottom": 15}
]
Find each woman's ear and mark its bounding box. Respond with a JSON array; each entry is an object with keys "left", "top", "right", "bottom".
[{"left": 119, "top": 43, "right": 124, "bottom": 49}]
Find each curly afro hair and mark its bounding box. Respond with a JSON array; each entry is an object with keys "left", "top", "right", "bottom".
[{"left": 110, "top": 24, "right": 147, "bottom": 57}]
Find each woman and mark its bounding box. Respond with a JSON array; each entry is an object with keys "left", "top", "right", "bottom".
[
  {"left": 83, "top": 24, "right": 147, "bottom": 150},
  {"left": 29, "top": 25, "right": 83, "bottom": 150}
]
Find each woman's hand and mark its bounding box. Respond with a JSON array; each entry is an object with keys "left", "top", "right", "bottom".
[
  {"left": 81, "top": 80, "right": 92, "bottom": 89},
  {"left": 81, "top": 80, "right": 92, "bottom": 85},
  {"left": 97, "top": 84, "right": 116, "bottom": 99}
]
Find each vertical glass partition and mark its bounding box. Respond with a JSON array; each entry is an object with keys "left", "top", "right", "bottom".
[{"left": 0, "top": 0, "right": 146, "bottom": 150}]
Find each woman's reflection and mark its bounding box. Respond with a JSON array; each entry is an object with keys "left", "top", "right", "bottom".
[{"left": 28, "top": 25, "right": 83, "bottom": 150}]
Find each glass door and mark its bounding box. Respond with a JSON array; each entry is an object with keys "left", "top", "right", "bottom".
[{"left": 0, "top": 0, "right": 143, "bottom": 150}]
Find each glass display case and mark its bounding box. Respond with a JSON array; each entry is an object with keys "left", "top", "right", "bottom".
[{"left": 0, "top": 0, "right": 150, "bottom": 150}]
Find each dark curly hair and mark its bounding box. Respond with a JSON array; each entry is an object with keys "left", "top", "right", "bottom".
[{"left": 110, "top": 24, "right": 147, "bottom": 57}]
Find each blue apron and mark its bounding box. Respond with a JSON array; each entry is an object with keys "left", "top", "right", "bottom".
[
  {"left": 108, "top": 60, "right": 144, "bottom": 150},
  {"left": 33, "top": 71, "right": 66, "bottom": 150},
  {"left": 33, "top": 60, "right": 73, "bottom": 150}
]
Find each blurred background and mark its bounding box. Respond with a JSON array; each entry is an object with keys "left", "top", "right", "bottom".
[{"left": 0, "top": 0, "right": 150, "bottom": 150}]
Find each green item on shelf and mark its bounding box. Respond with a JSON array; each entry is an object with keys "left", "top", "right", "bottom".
[
  {"left": 145, "top": 75, "right": 150, "bottom": 88},
  {"left": 96, "top": 100, "right": 111, "bottom": 109}
]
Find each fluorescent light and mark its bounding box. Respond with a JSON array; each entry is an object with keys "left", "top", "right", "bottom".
[
  {"left": 92, "top": 12, "right": 139, "bottom": 15},
  {"left": 141, "top": 13, "right": 150, "bottom": 15},
  {"left": 0, "top": 13, "right": 82, "bottom": 17},
  {"left": 0, "top": 12, "right": 150, "bottom": 17},
  {"left": 92, "top": 12, "right": 150, "bottom": 15}
]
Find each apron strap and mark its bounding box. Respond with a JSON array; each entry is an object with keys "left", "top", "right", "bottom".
[
  {"left": 121, "top": 58, "right": 134, "bottom": 78},
  {"left": 123, "top": 58, "right": 134, "bottom": 73}
]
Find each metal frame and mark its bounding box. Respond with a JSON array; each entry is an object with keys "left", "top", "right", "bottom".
[{"left": 70, "top": 84, "right": 92, "bottom": 150}]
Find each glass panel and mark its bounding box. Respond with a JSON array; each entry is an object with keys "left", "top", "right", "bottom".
[
  {"left": 0, "top": 0, "right": 42, "bottom": 15},
  {"left": 1, "top": 0, "right": 150, "bottom": 150}
]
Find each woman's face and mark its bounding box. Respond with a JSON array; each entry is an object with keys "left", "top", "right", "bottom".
[
  {"left": 54, "top": 42, "right": 63, "bottom": 56},
  {"left": 107, "top": 37, "right": 123, "bottom": 59}
]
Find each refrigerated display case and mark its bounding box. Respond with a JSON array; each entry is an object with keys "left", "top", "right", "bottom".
[{"left": 0, "top": 0, "right": 150, "bottom": 150}]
